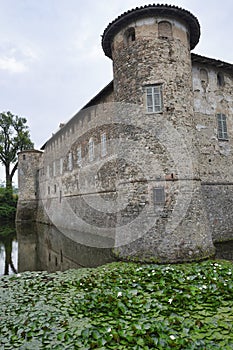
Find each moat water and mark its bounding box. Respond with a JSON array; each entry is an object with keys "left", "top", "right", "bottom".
[
  {"left": 0, "top": 222, "right": 115, "bottom": 276},
  {"left": 0, "top": 222, "right": 233, "bottom": 276}
]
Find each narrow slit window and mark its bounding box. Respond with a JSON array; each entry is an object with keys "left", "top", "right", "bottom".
[
  {"left": 217, "top": 114, "right": 228, "bottom": 140},
  {"left": 146, "top": 85, "right": 163, "bottom": 113},
  {"left": 153, "top": 187, "right": 165, "bottom": 205}
]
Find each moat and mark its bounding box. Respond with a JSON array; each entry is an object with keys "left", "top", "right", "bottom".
[
  {"left": 0, "top": 222, "right": 116, "bottom": 276},
  {"left": 0, "top": 222, "right": 233, "bottom": 276}
]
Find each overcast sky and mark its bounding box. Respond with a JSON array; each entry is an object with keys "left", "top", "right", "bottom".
[{"left": 0, "top": 0, "right": 232, "bottom": 184}]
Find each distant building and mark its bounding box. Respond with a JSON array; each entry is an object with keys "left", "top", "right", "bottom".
[{"left": 17, "top": 4, "right": 233, "bottom": 263}]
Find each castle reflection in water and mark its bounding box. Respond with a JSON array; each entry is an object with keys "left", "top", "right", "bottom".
[
  {"left": 1, "top": 222, "right": 232, "bottom": 276},
  {"left": 16, "top": 223, "right": 116, "bottom": 273}
]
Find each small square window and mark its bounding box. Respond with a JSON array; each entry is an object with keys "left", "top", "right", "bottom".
[{"left": 153, "top": 187, "right": 165, "bottom": 205}]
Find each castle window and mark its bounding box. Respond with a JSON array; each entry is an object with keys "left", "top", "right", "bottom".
[
  {"left": 146, "top": 85, "right": 163, "bottom": 113},
  {"left": 217, "top": 114, "right": 228, "bottom": 140},
  {"left": 48, "top": 186, "right": 50, "bottom": 195},
  {"left": 200, "top": 69, "right": 208, "bottom": 85},
  {"left": 124, "top": 27, "right": 135, "bottom": 45},
  {"left": 89, "top": 138, "right": 94, "bottom": 161},
  {"left": 101, "top": 133, "right": 107, "bottom": 157},
  {"left": 68, "top": 152, "right": 73, "bottom": 171},
  {"left": 158, "top": 21, "right": 172, "bottom": 39},
  {"left": 77, "top": 147, "right": 82, "bottom": 166},
  {"left": 54, "top": 184, "right": 57, "bottom": 193},
  {"left": 153, "top": 187, "right": 165, "bottom": 205},
  {"left": 23, "top": 154, "right": 26, "bottom": 160},
  {"left": 60, "top": 158, "right": 63, "bottom": 175},
  {"left": 53, "top": 161, "right": 56, "bottom": 177},
  {"left": 217, "top": 72, "right": 224, "bottom": 87}
]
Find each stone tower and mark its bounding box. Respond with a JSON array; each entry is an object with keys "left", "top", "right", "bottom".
[
  {"left": 17, "top": 150, "right": 43, "bottom": 222},
  {"left": 102, "top": 4, "right": 215, "bottom": 262}
]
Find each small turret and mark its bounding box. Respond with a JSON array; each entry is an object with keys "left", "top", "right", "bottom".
[{"left": 16, "top": 149, "right": 43, "bottom": 221}]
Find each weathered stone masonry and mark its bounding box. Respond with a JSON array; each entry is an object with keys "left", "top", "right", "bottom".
[{"left": 17, "top": 4, "right": 233, "bottom": 263}]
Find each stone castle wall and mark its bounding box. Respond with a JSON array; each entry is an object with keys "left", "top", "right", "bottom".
[
  {"left": 17, "top": 5, "right": 233, "bottom": 263},
  {"left": 192, "top": 63, "right": 233, "bottom": 243}
]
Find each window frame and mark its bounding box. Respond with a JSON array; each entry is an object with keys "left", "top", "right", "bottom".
[
  {"left": 145, "top": 85, "right": 163, "bottom": 113},
  {"left": 217, "top": 113, "right": 228, "bottom": 141}
]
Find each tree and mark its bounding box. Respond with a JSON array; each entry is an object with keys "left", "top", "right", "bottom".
[{"left": 0, "top": 111, "right": 34, "bottom": 190}]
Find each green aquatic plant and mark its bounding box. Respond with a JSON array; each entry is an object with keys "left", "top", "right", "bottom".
[{"left": 0, "top": 260, "right": 232, "bottom": 349}]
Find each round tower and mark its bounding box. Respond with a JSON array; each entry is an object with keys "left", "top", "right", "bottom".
[
  {"left": 102, "top": 4, "right": 200, "bottom": 106},
  {"left": 101, "top": 5, "right": 215, "bottom": 262},
  {"left": 16, "top": 149, "right": 43, "bottom": 222}
]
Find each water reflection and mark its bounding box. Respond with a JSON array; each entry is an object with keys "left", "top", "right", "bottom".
[
  {"left": 1, "top": 222, "right": 232, "bottom": 277},
  {"left": 16, "top": 223, "right": 116, "bottom": 273},
  {"left": 0, "top": 223, "right": 18, "bottom": 276}
]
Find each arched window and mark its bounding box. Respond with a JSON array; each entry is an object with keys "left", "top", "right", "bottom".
[
  {"left": 200, "top": 69, "right": 208, "bottom": 84},
  {"left": 124, "top": 27, "right": 135, "bottom": 46},
  {"left": 68, "top": 152, "right": 73, "bottom": 171},
  {"left": 158, "top": 21, "right": 172, "bottom": 39},
  {"left": 89, "top": 138, "right": 94, "bottom": 161},
  {"left": 77, "top": 147, "right": 82, "bottom": 166},
  {"left": 101, "top": 133, "right": 107, "bottom": 157},
  {"left": 217, "top": 72, "right": 224, "bottom": 87}
]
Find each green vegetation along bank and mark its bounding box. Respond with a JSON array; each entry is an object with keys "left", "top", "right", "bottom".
[
  {"left": 0, "top": 187, "right": 17, "bottom": 221},
  {"left": 0, "top": 260, "right": 232, "bottom": 349}
]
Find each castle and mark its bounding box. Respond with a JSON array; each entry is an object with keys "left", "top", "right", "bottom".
[{"left": 17, "top": 4, "right": 233, "bottom": 263}]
